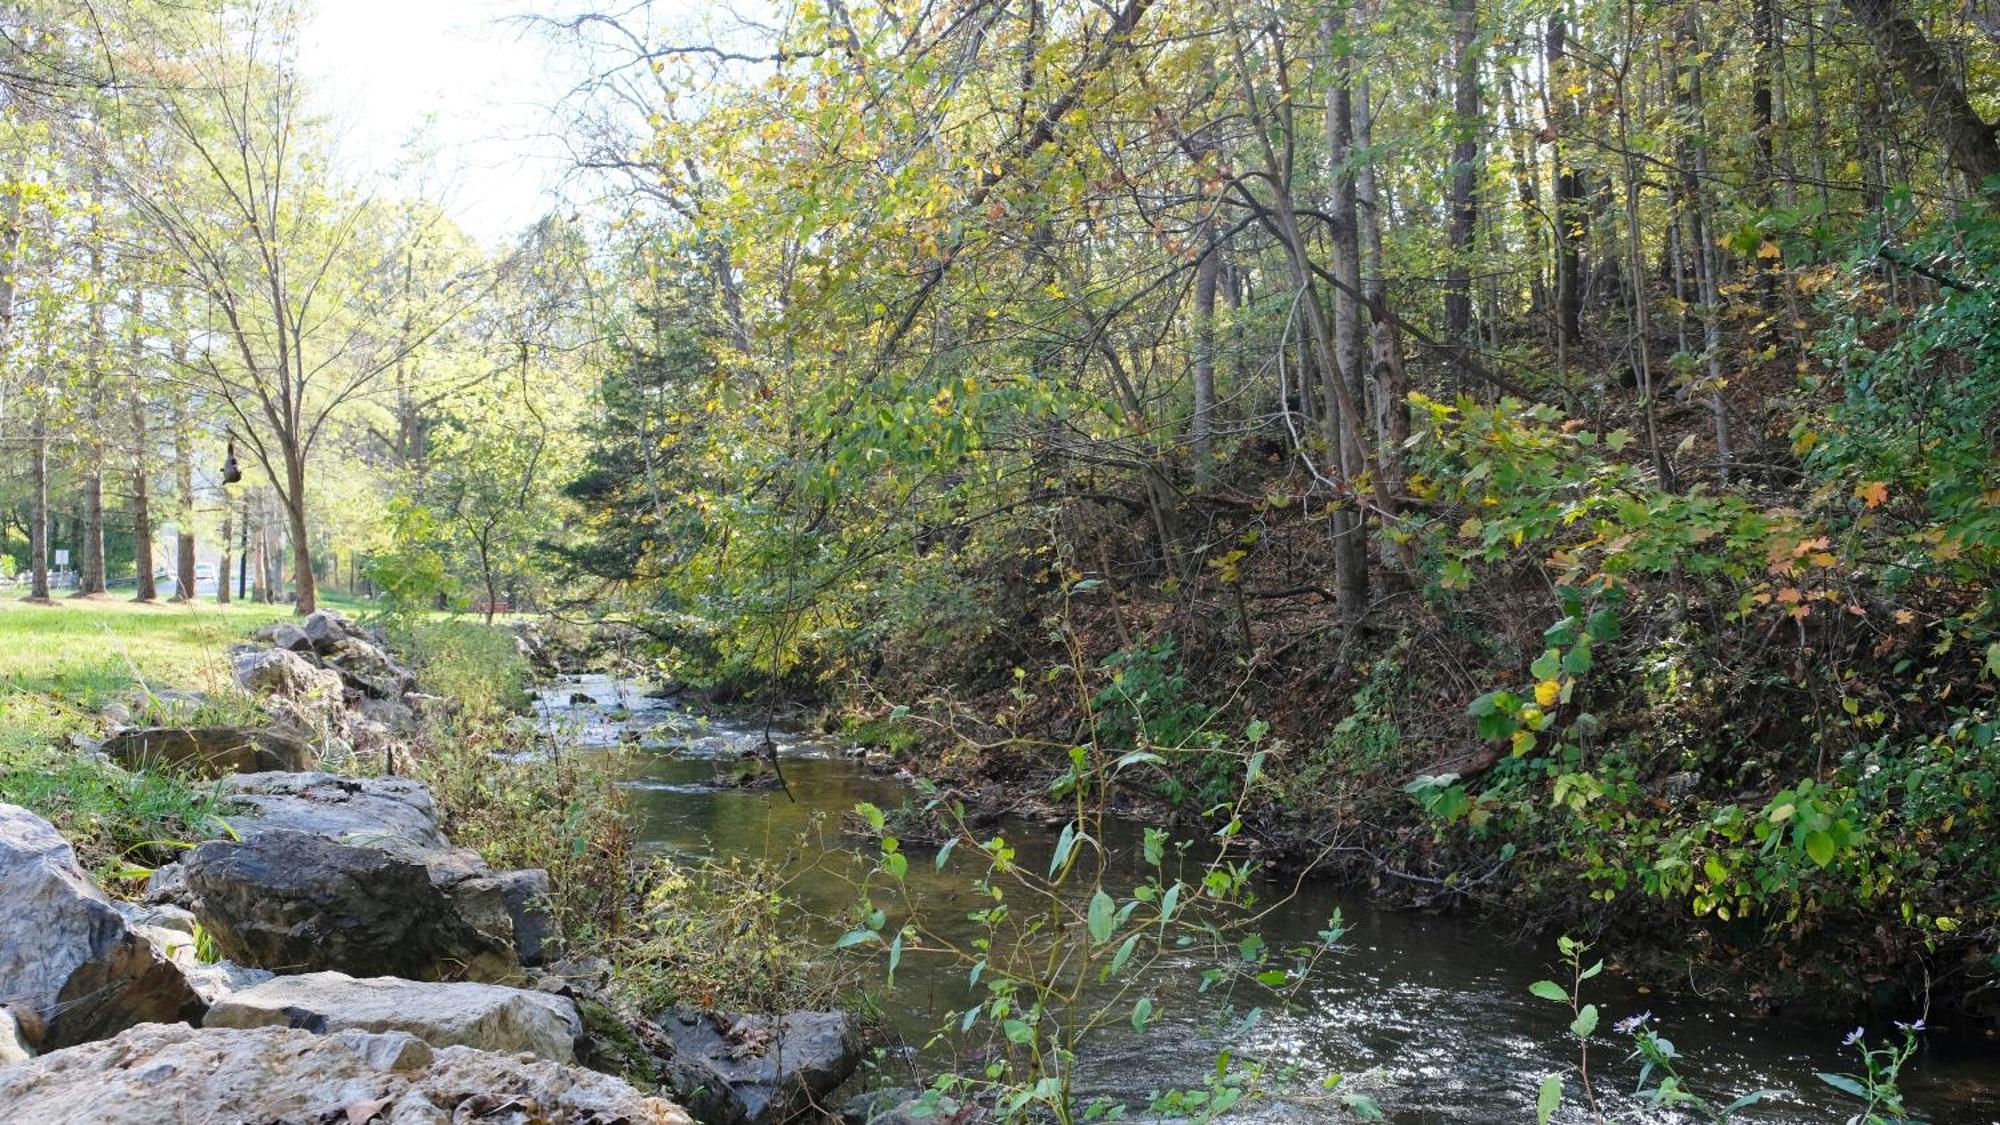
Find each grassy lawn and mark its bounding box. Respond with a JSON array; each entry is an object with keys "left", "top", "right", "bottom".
[{"left": 0, "top": 593, "right": 371, "bottom": 873}]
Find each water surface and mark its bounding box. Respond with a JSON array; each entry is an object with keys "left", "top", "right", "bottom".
[{"left": 537, "top": 674, "right": 2000, "bottom": 1123}]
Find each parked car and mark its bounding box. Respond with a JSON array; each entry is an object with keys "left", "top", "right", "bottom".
[{"left": 154, "top": 562, "right": 220, "bottom": 598}]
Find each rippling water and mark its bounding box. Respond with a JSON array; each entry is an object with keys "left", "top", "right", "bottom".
[{"left": 535, "top": 674, "right": 2000, "bottom": 1123}]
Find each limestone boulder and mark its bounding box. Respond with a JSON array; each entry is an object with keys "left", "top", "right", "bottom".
[
  {"left": 0, "top": 804, "right": 204, "bottom": 1051},
  {"left": 230, "top": 646, "right": 344, "bottom": 704},
  {"left": 180, "top": 829, "right": 517, "bottom": 981},
  {"left": 259, "top": 621, "right": 314, "bottom": 653},
  {"left": 213, "top": 771, "right": 450, "bottom": 858},
  {"left": 100, "top": 725, "right": 314, "bottom": 777},
  {"left": 0, "top": 1022, "right": 692, "bottom": 1124},
  {"left": 326, "top": 636, "right": 418, "bottom": 699},
  {"left": 301, "top": 608, "right": 369, "bottom": 655},
  {"left": 205, "top": 971, "right": 581, "bottom": 1061}
]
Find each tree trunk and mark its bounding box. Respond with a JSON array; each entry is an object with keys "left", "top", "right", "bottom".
[
  {"left": 1357, "top": 65, "right": 1411, "bottom": 570},
  {"left": 1324, "top": 1, "right": 1371, "bottom": 621},
  {"left": 77, "top": 473, "right": 105, "bottom": 595},
  {"left": 78, "top": 183, "right": 107, "bottom": 597},
  {"left": 284, "top": 455, "right": 317, "bottom": 614},
  {"left": 217, "top": 492, "right": 233, "bottom": 605},
  {"left": 1443, "top": 0, "right": 1480, "bottom": 364},
  {"left": 1547, "top": 16, "right": 1585, "bottom": 352},
  {"left": 1844, "top": 0, "right": 2000, "bottom": 200},
  {"left": 1190, "top": 217, "right": 1220, "bottom": 483},
  {"left": 28, "top": 392, "right": 49, "bottom": 602},
  {"left": 171, "top": 402, "right": 195, "bottom": 601},
  {"left": 130, "top": 290, "right": 156, "bottom": 602}
]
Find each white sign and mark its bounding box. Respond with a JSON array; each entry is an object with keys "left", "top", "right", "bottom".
[{"left": 53, "top": 549, "right": 68, "bottom": 566}]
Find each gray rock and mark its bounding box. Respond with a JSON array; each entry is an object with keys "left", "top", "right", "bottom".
[
  {"left": 332, "top": 1026, "right": 432, "bottom": 1072},
  {"left": 657, "top": 1008, "right": 861, "bottom": 1125},
  {"left": 497, "top": 869, "right": 561, "bottom": 967},
  {"left": 0, "top": 1022, "right": 693, "bottom": 1124},
  {"left": 216, "top": 771, "right": 450, "bottom": 860},
  {"left": 266, "top": 622, "right": 314, "bottom": 653},
  {"left": 143, "top": 861, "right": 189, "bottom": 906},
  {"left": 229, "top": 646, "right": 343, "bottom": 703},
  {"left": 100, "top": 725, "right": 315, "bottom": 777},
  {"left": 301, "top": 608, "right": 367, "bottom": 654},
  {"left": 0, "top": 804, "right": 205, "bottom": 1051},
  {"left": 178, "top": 960, "right": 275, "bottom": 1006},
  {"left": 204, "top": 971, "right": 581, "bottom": 1061},
  {"left": 112, "top": 901, "right": 197, "bottom": 935},
  {"left": 181, "top": 829, "right": 517, "bottom": 981},
  {"left": 326, "top": 636, "right": 417, "bottom": 699}
]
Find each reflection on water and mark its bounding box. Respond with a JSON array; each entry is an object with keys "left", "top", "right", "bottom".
[{"left": 535, "top": 674, "right": 2000, "bottom": 1123}]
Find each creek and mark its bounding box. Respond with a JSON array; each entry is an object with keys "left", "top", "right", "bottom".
[{"left": 538, "top": 674, "right": 2000, "bottom": 1124}]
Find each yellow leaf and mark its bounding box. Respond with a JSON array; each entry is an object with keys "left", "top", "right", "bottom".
[
  {"left": 1535, "top": 680, "right": 1561, "bottom": 707},
  {"left": 1857, "top": 481, "right": 1888, "bottom": 508}
]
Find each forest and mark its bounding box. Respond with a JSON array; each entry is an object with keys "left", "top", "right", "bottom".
[{"left": 0, "top": 0, "right": 1997, "bottom": 1122}]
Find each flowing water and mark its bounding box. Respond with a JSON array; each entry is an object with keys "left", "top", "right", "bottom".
[{"left": 537, "top": 674, "right": 2000, "bottom": 1124}]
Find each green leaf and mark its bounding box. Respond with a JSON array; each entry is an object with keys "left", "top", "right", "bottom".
[
  {"left": 935, "top": 837, "right": 958, "bottom": 870},
  {"left": 1586, "top": 608, "right": 1622, "bottom": 642},
  {"left": 1536, "top": 1074, "right": 1563, "bottom": 1125},
  {"left": 1109, "top": 933, "right": 1140, "bottom": 976},
  {"left": 1719, "top": 1089, "right": 1779, "bottom": 1115},
  {"left": 1086, "top": 889, "right": 1117, "bottom": 945},
  {"left": 1804, "top": 830, "right": 1836, "bottom": 867},
  {"left": 1131, "top": 996, "right": 1154, "bottom": 1033},
  {"left": 1003, "top": 1018, "right": 1033, "bottom": 1044},
  {"left": 833, "top": 929, "right": 875, "bottom": 949},
  {"left": 855, "top": 802, "right": 886, "bottom": 831},
  {"left": 1529, "top": 980, "right": 1569, "bottom": 1003},
  {"left": 1112, "top": 750, "right": 1164, "bottom": 773},
  {"left": 1570, "top": 1003, "right": 1598, "bottom": 1039},
  {"left": 1343, "top": 1092, "right": 1385, "bottom": 1120},
  {"left": 1049, "top": 822, "right": 1078, "bottom": 877},
  {"left": 1531, "top": 649, "right": 1562, "bottom": 680},
  {"left": 1815, "top": 1072, "right": 1870, "bottom": 1099}
]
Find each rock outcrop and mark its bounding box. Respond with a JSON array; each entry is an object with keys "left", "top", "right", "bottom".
[
  {"left": 0, "top": 804, "right": 204, "bottom": 1052},
  {"left": 209, "top": 771, "right": 453, "bottom": 857},
  {"left": 205, "top": 971, "right": 582, "bottom": 1061},
  {"left": 655, "top": 1008, "right": 862, "bottom": 1125},
  {"left": 180, "top": 829, "right": 518, "bottom": 981},
  {"left": 0, "top": 1022, "right": 692, "bottom": 1124},
  {"left": 100, "top": 725, "right": 315, "bottom": 777},
  {"left": 229, "top": 645, "right": 344, "bottom": 704}
]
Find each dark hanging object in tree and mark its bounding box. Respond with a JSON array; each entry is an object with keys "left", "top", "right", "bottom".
[{"left": 221, "top": 442, "right": 242, "bottom": 486}]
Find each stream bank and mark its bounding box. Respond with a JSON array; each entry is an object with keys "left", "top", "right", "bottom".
[{"left": 539, "top": 670, "right": 2000, "bottom": 1124}]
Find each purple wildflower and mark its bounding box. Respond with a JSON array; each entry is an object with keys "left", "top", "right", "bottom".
[
  {"left": 1843, "top": 1026, "right": 1866, "bottom": 1046},
  {"left": 1614, "top": 1011, "right": 1653, "bottom": 1035},
  {"left": 1894, "top": 1018, "right": 1926, "bottom": 1034}
]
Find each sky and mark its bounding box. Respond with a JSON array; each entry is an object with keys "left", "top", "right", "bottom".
[{"left": 298, "top": 0, "right": 581, "bottom": 247}]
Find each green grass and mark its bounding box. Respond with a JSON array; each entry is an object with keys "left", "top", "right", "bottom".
[
  {"left": 0, "top": 593, "right": 368, "bottom": 883},
  {"left": 0, "top": 594, "right": 366, "bottom": 707}
]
